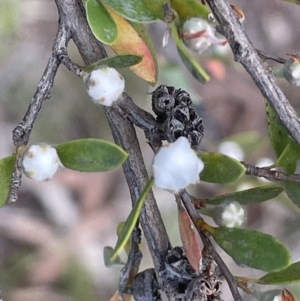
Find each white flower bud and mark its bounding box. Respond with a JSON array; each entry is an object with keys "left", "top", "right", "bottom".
[
  {"left": 84, "top": 67, "right": 125, "bottom": 106},
  {"left": 152, "top": 137, "right": 204, "bottom": 193},
  {"left": 22, "top": 144, "right": 61, "bottom": 181},
  {"left": 214, "top": 202, "right": 245, "bottom": 228},
  {"left": 181, "top": 18, "right": 226, "bottom": 54}
]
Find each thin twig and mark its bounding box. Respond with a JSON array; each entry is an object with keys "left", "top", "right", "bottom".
[
  {"left": 180, "top": 190, "right": 243, "bottom": 301},
  {"left": 206, "top": 0, "right": 300, "bottom": 148},
  {"left": 7, "top": 24, "right": 71, "bottom": 203},
  {"left": 243, "top": 162, "right": 300, "bottom": 183},
  {"left": 6, "top": 157, "right": 23, "bottom": 203},
  {"left": 12, "top": 25, "right": 70, "bottom": 147},
  {"left": 256, "top": 49, "right": 286, "bottom": 64},
  {"left": 54, "top": 0, "right": 171, "bottom": 290},
  {"left": 114, "top": 93, "right": 162, "bottom": 133},
  {"left": 113, "top": 94, "right": 163, "bottom": 152},
  {"left": 56, "top": 47, "right": 85, "bottom": 78}
]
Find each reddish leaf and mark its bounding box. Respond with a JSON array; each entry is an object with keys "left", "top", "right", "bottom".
[
  {"left": 104, "top": 4, "right": 157, "bottom": 84},
  {"left": 178, "top": 202, "right": 202, "bottom": 272}
]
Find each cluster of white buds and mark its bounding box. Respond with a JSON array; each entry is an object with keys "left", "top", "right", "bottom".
[
  {"left": 213, "top": 202, "right": 246, "bottom": 228},
  {"left": 152, "top": 137, "right": 204, "bottom": 193},
  {"left": 22, "top": 144, "right": 62, "bottom": 181},
  {"left": 181, "top": 17, "right": 227, "bottom": 54},
  {"left": 84, "top": 67, "right": 125, "bottom": 106}
]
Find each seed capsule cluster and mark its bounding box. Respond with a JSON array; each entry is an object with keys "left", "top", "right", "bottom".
[{"left": 151, "top": 85, "right": 204, "bottom": 149}]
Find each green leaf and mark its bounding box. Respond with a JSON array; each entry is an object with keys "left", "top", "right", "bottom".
[
  {"left": 82, "top": 54, "right": 143, "bottom": 72},
  {"left": 141, "top": 0, "right": 166, "bottom": 20},
  {"left": 171, "top": 0, "right": 212, "bottom": 22},
  {"left": 110, "top": 177, "right": 154, "bottom": 261},
  {"left": 103, "top": 246, "right": 125, "bottom": 267},
  {"left": 276, "top": 141, "right": 300, "bottom": 174},
  {"left": 86, "top": 0, "right": 118, "bottom": 45},
  {"left": 129, "top": 21, "right": 158, "bottom": 85},
  {"left": 198, "top": 152, "right": 246, "bottom": 184},
  {"left": 281, "top": 181, "right": 300, "bottom": 207},
  {"left": 102, "top": 0, "right": 157, "bottom": 22},
  {"left": 55, "top": 139, "right": 128, "bottom": 172},
  {"left": 257, "top": 261, "right": 300, "bottom": 284},
  {"left": 172, "top": 21, "right": 210, "bottom": 84},
  {"left": 211, "top": 227, "right": 291, "bottom": 272},
  {"left": 0, "top": 156, "right": 16, "bottom": 206},
  {"left": 265, "top": 100, "right": 300, "bottom": 173},
  {"left": 265, "top": 100, "right": 290, "bottom": 158},
  {"left": 117, "top": 221, "right": 131, "bottom": 254},
  {"left": 203, "top": 185, "right": 283, "bottom": 206}
]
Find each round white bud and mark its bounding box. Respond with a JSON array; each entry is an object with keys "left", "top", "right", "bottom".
[
  {"left": 181, "top": 18, "right": 226, "bottom": 54},
  {"left": 22, "top": 144, "right": 61, "bottom": 181},
  {"left": 152, "top": 137, "right": 204, "bottom": 193},
  {"left": 213, "top": 202, "right": 246, "bottom": 228},
  {"left": 84, "top": 67, "right": 125, "bottom": 106},
  {"left": 181, "top": 18, "right": 214, "bottom": 54}
]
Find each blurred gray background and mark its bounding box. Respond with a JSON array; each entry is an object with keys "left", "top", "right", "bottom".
[{"left": 0, "top": 0, "right": 300, "bottom": 300}]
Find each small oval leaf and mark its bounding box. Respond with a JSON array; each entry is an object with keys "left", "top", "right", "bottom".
[
  {"left": 257, "top": 261, "right": 300, "bottom": 284},
  {"left": 82, "top": 54, "right": 143, "bottom": 72},
  {"left": 110, "top": 177, "right": 154, "bottom": 261},
  {"left": 102, "top": 0, "right": 157, "bottom": 22},
  {"left": 141, "top": 0, "right": 166, "bottom": 19},
  {"left": 276, "top": 141, "right": 300, "bottom": 174},
  {"left": 203, "top": 185, "right": 283, "bottom": 206},
  {"left": 178, "top": 202, "right": 202, "bottom": 272},
  {"left": 86, "top": 0, "right": 118, "bottom": 45},
  {"left": 55, "top": 139, "right": 128, "bottom": 172},
  {"left": 172, "top": 21, "right": 210, "bottom": 84},
  {"left": 198, "top": 152, "right": 246, "bottom": 184},
  {"left": 104, "top": 4, "right": 157, "bottom": 84},
  {"left": 0, "top": 156, "right": 16, "bottom": 206},
  {"left": 265, "top": 100, "right": 300, "bottom": 173},
  {"left": 281, "top": 181, "right": 300, "bottom": 207},
  {"left": 266, "top": 100, "right": 290, "bottom": 158},
  {"left": 211, "top": 227, "right": 291, "bottom": 272}
]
